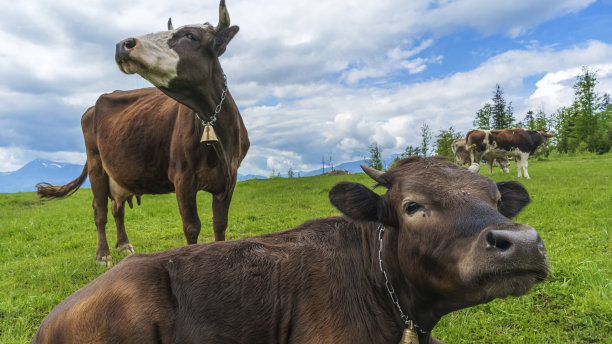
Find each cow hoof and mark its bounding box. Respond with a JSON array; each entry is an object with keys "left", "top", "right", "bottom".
[
  {"left": 97, "top": 255, "right": 113, "bottom": 268},
  {"left": 117, "top": 243, "right": 135, "bottom": 255}
]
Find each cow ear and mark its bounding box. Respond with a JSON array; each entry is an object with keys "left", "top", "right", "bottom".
[
  {"left": 210, "top": 26, "right": 239, "bottom": 56},
  {"left": 329, "top": 182, "right": 382, "bottom": 222},
  {"left": 496, "top": 181, "right": 531, "bottom": 218}
]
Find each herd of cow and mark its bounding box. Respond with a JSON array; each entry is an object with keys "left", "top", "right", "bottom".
[
  {"left": 452, "top": 128, "right": 554, "bottom": 179},
  {"left": 31, "top": 1, "right": 550, "bottom": 343}
]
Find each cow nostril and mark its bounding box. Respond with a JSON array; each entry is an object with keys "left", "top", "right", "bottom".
[
  {"left": 486, "top": 231, "right": 512, "bottom": 251},
  {"left": 123, "top": 38, "right": 137, "bottom": 50}
]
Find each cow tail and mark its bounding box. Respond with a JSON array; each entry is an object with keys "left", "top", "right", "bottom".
[{"left": 36, "top": 163, "right": 88, "bottom": 200}]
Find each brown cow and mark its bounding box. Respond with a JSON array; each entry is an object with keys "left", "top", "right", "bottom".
[
  {"left": 32, "top": 157, "right": 548, "bottom": 344},
  {"left": 466, "top": 128, "right": 553, "bottom": 179},
  {"left": 452, "top": 138, "right": 510, "bottom": 174},
  {"left": 36, "top": 0, "right": 249, "bottom": 266}
]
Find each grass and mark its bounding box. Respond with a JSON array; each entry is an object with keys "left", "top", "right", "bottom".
[{"left": 0, "top": 153, "right": 610, "bottom": 343}]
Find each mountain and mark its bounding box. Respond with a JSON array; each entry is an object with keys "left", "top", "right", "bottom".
[
  {"left": 291, "top": 160, "right": 368, "bottom": 177},
  {"left": 0, "top": 159, "right": 91, "bottom": 193}
]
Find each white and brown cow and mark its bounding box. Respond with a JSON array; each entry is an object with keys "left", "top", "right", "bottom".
[
  {"left": 466, "top": 129, "right": 553, "bottom": 179},
  {"left": 451, "top": 138, "right": 510, "bottom": 175},
  {"left": 32, "top": 157, "right": 548, "bottom": 344}
]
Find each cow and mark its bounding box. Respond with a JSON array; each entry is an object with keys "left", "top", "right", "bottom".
[
  {"left": 35, "top": 0, "right": 249, "bottom": 266},
  {"left": 466, "top": 129, "right": 553, "bottom": 179},
  {"left": 32, "top": 156, "right": 549, "bottom": 344},
  {"left": 451, "top": 138, "right": 510, "bottom": 175}
]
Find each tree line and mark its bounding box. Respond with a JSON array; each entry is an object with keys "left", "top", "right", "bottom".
[{"left": 367, "top": 66, "right": 612, "bottom": 169}]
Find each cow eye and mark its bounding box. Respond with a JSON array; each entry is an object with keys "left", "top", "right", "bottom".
[
  {"left": 185, "top": 32, "right": 198, "bottom": 41},
  {"left": 404, "top": 202, "right": 422, "bottom": 215}
]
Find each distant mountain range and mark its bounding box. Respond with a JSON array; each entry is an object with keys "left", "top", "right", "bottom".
[{"left": 0, "top": 159, "right": 370, "bottom": 194}]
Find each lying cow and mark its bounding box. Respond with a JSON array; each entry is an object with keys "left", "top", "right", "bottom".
[
  {"left": 466, "top": 129, "right": 553, "bottom": 179},
  {"left": 32, "top": 157, "right": 548, "bottom": 344},
  {"left": 452, "top": 138, "right": 510, "bottom": 174}
]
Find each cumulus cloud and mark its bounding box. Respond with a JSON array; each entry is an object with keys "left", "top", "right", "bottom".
[{"left": 0, "top": 0, "right": 607, "bottom": 175}]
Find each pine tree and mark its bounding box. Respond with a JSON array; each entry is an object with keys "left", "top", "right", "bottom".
[
  {"left": 420, "top": 123, "right": 433, "bottom": 156},
  {"left": 367, "top": 143, "right": 384, "bottom": 170},
  {"left": 573, "top": 66, "right": 601, "bottom": 151},
  {"left": 491, "top": 84, "right": 514, "bottom": 128}
]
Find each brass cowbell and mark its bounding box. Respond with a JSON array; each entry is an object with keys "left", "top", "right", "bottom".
[
  {"left": 398, "top": 325, "right": 419, "bottom": 344},
  {"left": 201, "top": 125, "right": 219, "bottom": 145}
]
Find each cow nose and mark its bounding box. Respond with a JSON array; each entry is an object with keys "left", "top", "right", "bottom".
[
  {"left": 115, "top": 38, "right": 138, "bottom": 61},
  {"left": 485, "top": 228, "right": 546, "bottom": 258}
]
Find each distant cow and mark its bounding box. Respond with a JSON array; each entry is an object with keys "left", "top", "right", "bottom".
[
  {"left": 466, "top": 129, "right": 553, "bottom": 179},
  {"left": 452, "top": 138, "right": 510, "bottom": 174},
  {"left": 32, "top": 157, "right": 548, "bottom": 344},
  {"left": 36, "top": 0, "right": 249, "bottom": 266}
]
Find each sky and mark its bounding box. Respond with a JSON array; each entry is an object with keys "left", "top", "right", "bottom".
[{"left": 1, "top": 0, "right": 611, "bottom": 176}]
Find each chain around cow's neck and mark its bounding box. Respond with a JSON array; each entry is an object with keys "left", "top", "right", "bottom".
[
  {"left": 195, "top": 73, "right": 228, "bottom": 127},
  {"left": 377, "top": 224, "right": 427, "bottom": 335}
]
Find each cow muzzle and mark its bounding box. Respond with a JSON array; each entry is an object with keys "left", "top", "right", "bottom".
[
  {"left": 115, "top": 38, "right": 141, "bottom": 74},
  {"left": 459, "top": 224, "right": 549, "bottom": 298}
]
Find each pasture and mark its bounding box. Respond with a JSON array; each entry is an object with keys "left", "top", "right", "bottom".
[{"left": 0, "top": 153, "right": 610, "bottom": 343}]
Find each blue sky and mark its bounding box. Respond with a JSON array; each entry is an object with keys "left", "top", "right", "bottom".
[{"left": 1, "top": 0, "right": 611, "bottom": 176}]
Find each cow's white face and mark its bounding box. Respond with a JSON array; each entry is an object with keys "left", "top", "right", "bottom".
[{"left": 116, "top": 24, "right": 214, "bottom": 88}]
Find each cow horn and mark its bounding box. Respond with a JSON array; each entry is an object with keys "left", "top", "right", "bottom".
[
  {"left": 360, "top": 165, "right": 389, "bottom": 187},
  {"left": 215, "top": 0, "right": 230, "bottom": 32},
  {"left": 168, "top": 18, "right": 173, "bottom": 30}
]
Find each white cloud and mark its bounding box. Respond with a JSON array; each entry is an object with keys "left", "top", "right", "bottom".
[
  {"left": 0, "top": 0, "right": 608, "bottom": 175},
  {"left": 0, "top": 146, "right": 85, "bottom": 172}
]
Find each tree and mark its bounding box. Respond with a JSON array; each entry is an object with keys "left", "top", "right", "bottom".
[
  {"left": 435, "top": 125, "right": 463, "bottom": 161},
  {"left": 367, "top": 143, "right": 384, "bottom": 170},
  {"left": 573, "top": 66, "right": 601, "bottom": 152},
  {"left": 287, "top": 167, "right": 295, "bottom": 178},
  {"left": 519, "top": 110, "right": 535, "bottom": 129},
  {"left": 491, "top": 84, "right": 514, "bottom": 129},
  {"left": 534, "top": 110, "right": 549, "bottom": 130},
  {"left": 391, "top": 144, "right": 420, "bottom": 167},
  {"left": 420, "top": 122, "right": 433, "bottom": 156},
  {"left": 473, "top": 103, "right": 493, "bottom": 130}
]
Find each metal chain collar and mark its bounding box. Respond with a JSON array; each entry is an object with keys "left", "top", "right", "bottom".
[
  {"left": 377, "top": 224, "right": 427, "bottom": 334},
  {"left": 196, "top": 73, "right": 228, "bottom": 127}
]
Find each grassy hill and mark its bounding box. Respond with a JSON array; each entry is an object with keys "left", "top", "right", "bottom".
[{"left": 0, "top": 153, "right": 610, "bottom": 343}]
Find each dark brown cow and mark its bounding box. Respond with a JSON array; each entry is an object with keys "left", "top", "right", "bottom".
[
  {"left": 36, "top": 0, "right": 249, "bottom": 266},
  {"left": 451, "top": 138, "right": 510, "bottom": 174},
  {"left": 32, "top": 157, "right": 548, "bottom": 344},
  {"left": 466, "top": 128, "right": 553, "bottom": 179}
]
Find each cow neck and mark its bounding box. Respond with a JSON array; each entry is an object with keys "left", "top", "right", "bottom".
[
  {"left": 193, "top": 72, "right": 228, "bottom": 128},
  {"left": 377, "top": 224, "right": 433, "bottom": 341}
]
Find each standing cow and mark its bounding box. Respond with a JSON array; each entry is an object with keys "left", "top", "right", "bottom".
[
  {"left": 466, "top": 129, "right": 553, "bottom": 179},
  {"left": 451, "top": 138, "right": 509, "bottom": 174},
  {"left": 32, "top": 157, "right": 548, "bottom": 344},
  {"left": 36, "top": 0, "right": 249, "bottom": 266}
]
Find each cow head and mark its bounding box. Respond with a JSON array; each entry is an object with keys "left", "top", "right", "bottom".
[
  {"left": 536, "top": 129, "right": 554, "bottom": 150},
  {"left": 329, "top": 156, "right": 548, "bottom": 314},
  {"left": 115, "top": 0, "right": 238, "bottom": 108}
]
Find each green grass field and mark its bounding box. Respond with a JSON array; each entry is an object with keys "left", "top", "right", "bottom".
[{"left": 0, "top": 154, "right": 610, "bottom": 343}]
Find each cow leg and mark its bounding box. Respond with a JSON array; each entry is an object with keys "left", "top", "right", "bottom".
[
  {"left": 111, "top": 200, "right": 134, "bottom": 256},
  {"left": 212, "top": 192, "right": 233, "bottom": 241},
  {"left": 175, "top": 182, "right": 201, "bottom": 244},
  {"left": 516, "top": 153, "right": 530, "bottom": 179},
  {"left": 88, "top": 161, "right": 112, "bottom": 267},
  {"left": 487, "top": 160, "right": 494, "bottom": 175}
]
